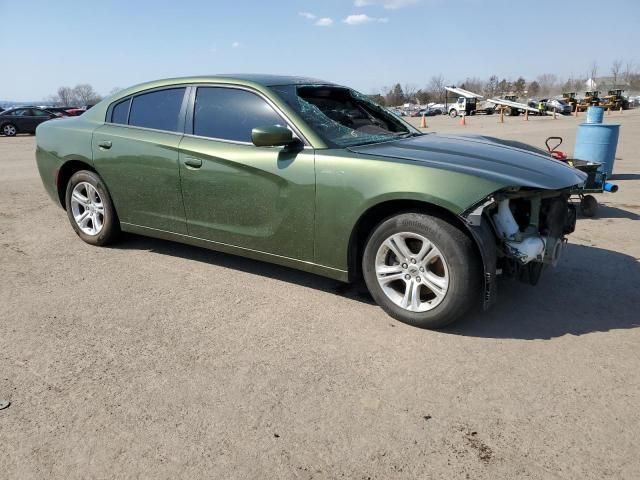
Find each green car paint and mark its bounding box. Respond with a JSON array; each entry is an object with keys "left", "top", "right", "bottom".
[{"left": 35, "top": 74, "right": 586, "bottom": 285}]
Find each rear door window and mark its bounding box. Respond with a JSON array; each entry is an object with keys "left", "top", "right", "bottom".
[
  {"left": 193, "top": 87, "right": 284, "bottom": 142},
  {"left": 128, "top": 87, "right": 186, "bottom": 132}
]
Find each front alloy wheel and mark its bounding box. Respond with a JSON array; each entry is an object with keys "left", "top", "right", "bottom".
[
  {"left": 363, "top": 213, "right": 481, "bottom": 329},
  {"left": 375, "top": 232, "right": 449, "bottom": 312}
]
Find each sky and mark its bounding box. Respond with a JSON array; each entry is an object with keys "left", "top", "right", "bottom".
[{"left": 1, "top": 0, "right": 639, "bottom": 101}]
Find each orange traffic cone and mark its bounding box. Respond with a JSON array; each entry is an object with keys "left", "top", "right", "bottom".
[
  {"left": 524, "top": 109, "right": 529, "bottom": 121},
  {"left": 459, "top": 114, "right": 466, "bottom": 126},
  {"left": 420, "top": 114, "right": 427, "bottom": 128}
]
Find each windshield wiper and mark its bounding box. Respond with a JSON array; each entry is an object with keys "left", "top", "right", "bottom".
[{"left": 394, "top": 131, "right": 421, "bottom": 138}]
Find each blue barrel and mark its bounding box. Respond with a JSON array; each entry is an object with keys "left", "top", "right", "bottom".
[
  {"left": 573, "top": 123, "right": 621, "bottom": 176},
  {"left": 586, "top": 106, "right": 604, "bottom": 124}
]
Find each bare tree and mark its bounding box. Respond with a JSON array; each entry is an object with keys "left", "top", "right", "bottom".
[
  {"left": 56, "top": 86, "right": 75, "bottom": 106},
  {"left": 73, "top": 84, "right": 101, "bottom": 106},
  {"left": 483, "top": 75, "right": 499, "bottom": 98},
  {"left": 427, "top": 74, "right": 446, "bottom": 103},
  {"left": 536, "top": 73, "right": 558, "bottom": 97},
  {"left": 403, "top": 83, "right": 418, "bottom": 104},
  {"left": 459, "top": 77, "right": 484, "bottom": 95},
  {"left": 611, "top": 59, "right": 623, "bottom": 86}
]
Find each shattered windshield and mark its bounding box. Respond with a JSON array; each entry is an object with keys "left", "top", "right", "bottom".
[{"left": 271, "top": 85, "right": 420, "bottom": 148}]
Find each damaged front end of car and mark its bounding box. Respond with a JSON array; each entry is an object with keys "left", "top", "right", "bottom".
[{"left": 460, "top": 187, "right": 578, "bottom": 309}]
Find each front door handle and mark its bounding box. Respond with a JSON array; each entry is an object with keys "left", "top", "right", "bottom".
[
  {"left": 98, "top": 140, "right": 112, "bottom": 149},
  {"left": 183, "top": 157, "right": 202, "bottom": 169}
]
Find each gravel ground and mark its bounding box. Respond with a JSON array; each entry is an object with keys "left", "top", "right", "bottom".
[{"left": 1, "top": 111, "right": 639, "bottom": 479}]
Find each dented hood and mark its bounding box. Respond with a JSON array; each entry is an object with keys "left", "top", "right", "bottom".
[{"left": 348, "top": 133, "right": 587, "bottom": 190}]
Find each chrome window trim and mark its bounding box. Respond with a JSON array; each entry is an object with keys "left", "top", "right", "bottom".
[
  {"left": 181, "top": 131, "right": 314, "bottom": 150},
  {"left": 102, "top": 122, "right": 185, "bottom": 137}
]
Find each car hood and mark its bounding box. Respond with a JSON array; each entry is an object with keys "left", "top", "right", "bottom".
[{"left": 348, "top": 133, "right": 587, "bottom": 190}]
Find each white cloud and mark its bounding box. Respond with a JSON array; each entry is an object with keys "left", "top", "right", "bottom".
[
  {"left": 354, "top": 0, "right": 418, "bottom": 9},
  {"left": 315, "top": 17, "right": 334, "bottom": 27},
  {"left": 343, "top": 14, "right": 389, "bottom": 25},
  {"left": 299, "top": 11, "right": 317, "bottom": 20},
  {"left": 231, "top": 41, "right": 240, "bottom": 48}
]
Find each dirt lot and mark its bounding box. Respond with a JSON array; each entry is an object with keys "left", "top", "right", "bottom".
[{"left": 1, "top": 111, "right": 639, "bottom": 479}]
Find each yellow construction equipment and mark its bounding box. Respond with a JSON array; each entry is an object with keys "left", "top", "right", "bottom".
[
  {"left": 600, "top": 89, "right": 629, "bottom": 111},
  {"left": 578, "top": 91, "right": 601, "bottom": 110}
]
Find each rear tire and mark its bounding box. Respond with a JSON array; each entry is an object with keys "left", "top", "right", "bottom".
[
  {"left": 65, "top": 170, "right": 120, "bottom": 246},
  {"left": 362, "top": 213, "right": 481, "bottom": 329}
]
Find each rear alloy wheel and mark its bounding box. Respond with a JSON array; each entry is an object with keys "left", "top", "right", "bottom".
[
  {"left": 65, "top": 170, "right": 120, "bottom": 246},
  {"left": 363, "top": 213, "right": 481, "bottom": 329},
  {"left": 2, "top": 124, "right": 17, "bottom": 136}
]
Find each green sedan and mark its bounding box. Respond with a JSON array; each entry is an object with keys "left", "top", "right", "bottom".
[{"left": 35, "top": 75, "right": 586, "bottom": 328}]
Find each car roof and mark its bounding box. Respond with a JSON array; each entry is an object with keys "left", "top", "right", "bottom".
[
  {"left": 124, "top": 74, "right": 335, "bottom": 92},
  {"left": 211, "top": 74, "right": 333, "bottom": 86}
]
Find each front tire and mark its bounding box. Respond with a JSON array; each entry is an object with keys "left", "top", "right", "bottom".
[
  {"left": 362, "top": 213, "right": 481, "bottom": 329},
  {"left": 65, "top": 170, "right": 120, "bottom": 246}
]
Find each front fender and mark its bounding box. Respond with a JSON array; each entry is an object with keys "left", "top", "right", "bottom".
[{"left": 314, "top": 149, "right": 503, "bottom": 271}]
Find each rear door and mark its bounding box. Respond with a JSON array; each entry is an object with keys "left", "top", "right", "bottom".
[
  {"left": 178, "top": 85, "right": 315, "bottom": 261},
  {"left": 92, "top": 87, "right": 189, "bottom": 234}
]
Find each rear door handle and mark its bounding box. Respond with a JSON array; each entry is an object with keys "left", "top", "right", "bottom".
[
  {"left": 98, "top": 140, "right": 112, "bottom": 149},
  {"left": 183, "top": 157, "right": 202, "bottom": 169}
]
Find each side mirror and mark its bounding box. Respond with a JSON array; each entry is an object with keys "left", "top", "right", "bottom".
[{"left": 251, "top": 125, "right": 294, "bottom": 147}]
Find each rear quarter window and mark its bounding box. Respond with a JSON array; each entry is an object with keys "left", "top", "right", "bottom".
[{"left": 111, "top": 98, "right": 131, "bottom": 124}]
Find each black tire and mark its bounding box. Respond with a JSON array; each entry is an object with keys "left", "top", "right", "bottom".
[
  {"left": 65, "top": 170, "right": 120, "bottom": 246},
  {"left": 449, "top": 109, "right": 457, "bottom": 118},
  {"left": 362, "top": 212, "right": 482, "bottom": 329},
  {"left": 580, "top": 195, "right": 598, "bottom": 218},
  {"left": 2, "top": 123, "right": 17, "bottom": 136}
]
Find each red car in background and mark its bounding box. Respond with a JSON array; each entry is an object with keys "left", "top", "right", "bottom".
[{"left": 65, "top": 108, "right": 86, "bottom": 116}]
